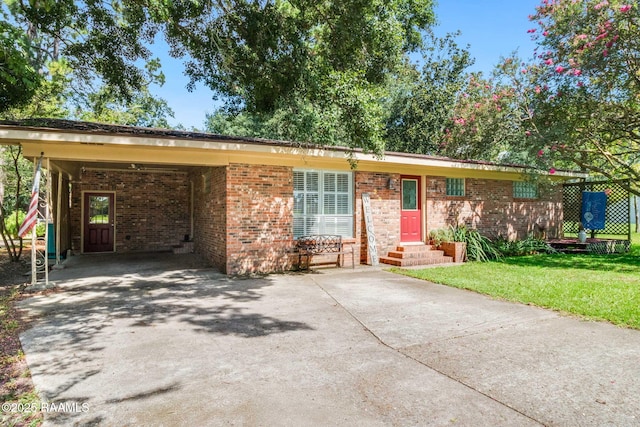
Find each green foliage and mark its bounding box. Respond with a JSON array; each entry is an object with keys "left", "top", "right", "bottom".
[
  {"left": 1, "top": 60, "right": 71, "bottom": 120},
  {"left": 449, "top": 224, "right": 503, "bottom": 262},
  {"left": 172, "top": 0, "right": 436, "bottom": 154},
  {"left": 3, "top": 210, "right": 25, "bottom": 238},
  {"left": 3, "top": 0, "right": 160, "bottom": 106},
  {"left": 441, "top": 1, "right": 640, "bottom": 197},
  {"left": 429, "top": 225, "right": 502, "bottom": 262},
  {"left": 385, "top": 31, "right": 474, "bottom": 154},
  {"left": 0, "top": 20, "right": 42, "bottom": 113},
  {"left": 494, "top": 235, "right": 557, "bottom": 256}
]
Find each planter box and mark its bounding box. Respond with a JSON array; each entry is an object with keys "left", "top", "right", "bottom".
[{"left": 439, "top": 242, "right": 467, "bottom": 263}]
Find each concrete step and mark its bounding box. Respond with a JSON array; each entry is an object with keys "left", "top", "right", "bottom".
[
  {"left": 395, "top": 244, "right": 436, "bottom": 252},
  {"left": 379, "top": 256, "right": 453, "bottom": 267},
  {"left": 172, "top": 241, "right": 194, "bottom": 254},
  {"left": 386, "top": 249, "right": 446, "bottom": 259}
]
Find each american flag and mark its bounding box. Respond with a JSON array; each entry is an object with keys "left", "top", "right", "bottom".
[{"left": 18, "top": 157, "right": 43, "bottom": 238}]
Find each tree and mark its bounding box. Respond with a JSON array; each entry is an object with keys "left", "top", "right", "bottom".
[
  {"left": 1, "top": 0, "right": 162, "bottom": 111},
  {"left": 0, "top": 145, "right": 33, "bottom": 262},
  {"left": 384, "top": 31, "right": 474, "bottom": 154},
  {"left": 0, "top": 19, "right": 41, "bottom": 112},
  {"left": 442, "top": 1, "right": 639, "bottom": 196},
  {"left": 441, "top": 55, "right": 543, "bottom": 164},
  {"left": 166, "top": 0, "right": 436, "bottom": 154},
  {"left": 526, "top": 0, "right": 640, "bottom": 195},
  {"left": 73, "top": 60, "right": 175, "bottom": 128}
]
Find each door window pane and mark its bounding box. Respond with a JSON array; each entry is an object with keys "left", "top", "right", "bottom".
[
  {"left": 402, "top": 180, "right": 418, "bottom": 210},
  {"left": 89, "top": 196, "right": 110, "bottom": 224}
]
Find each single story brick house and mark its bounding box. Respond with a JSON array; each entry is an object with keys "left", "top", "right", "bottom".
[{"left": 0, "top": 119, "right": 585, "bottom": 275}]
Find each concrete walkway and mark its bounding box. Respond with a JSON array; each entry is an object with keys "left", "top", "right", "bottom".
[{"left": 18, "top": 254, "right": 640, "bottom": 426}]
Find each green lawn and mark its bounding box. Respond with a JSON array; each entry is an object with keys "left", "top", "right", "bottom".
[{"left": 391, "top": 233, "right": 640, "bottom": 329}]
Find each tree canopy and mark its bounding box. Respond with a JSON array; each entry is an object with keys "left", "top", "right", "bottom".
[
  {"left": 445, "top": 1, "right": 639, "bottom": 194},
  {"left": 3, "top": 0, "right": 438, "bottom": 153},
  {"left": 529, "top": 0, "right": 639, "bottom": 194}
]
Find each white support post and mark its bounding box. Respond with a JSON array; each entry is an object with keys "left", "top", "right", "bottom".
[
  {"left": 56, "top": 170, "right": 62, "bottom": 264},
  {"left": 44, "top": 157, "right": 51, "bottom": 285}
]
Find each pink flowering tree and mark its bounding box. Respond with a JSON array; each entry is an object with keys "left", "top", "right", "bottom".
[
  {"left": 528, "top": 0, "right": 640, "bottom": 195},
  {"left": 446, "top": 1, "right": 639, "bottom": 196},
  {"left": 442, "top": 56, "right": 544, "bottom": 163}
]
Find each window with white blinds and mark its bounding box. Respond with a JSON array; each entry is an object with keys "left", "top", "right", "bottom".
[{"left": 293, "top": 170, "right": 354, "bottom": 238}]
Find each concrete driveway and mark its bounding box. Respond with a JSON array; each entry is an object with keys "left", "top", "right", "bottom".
[{"left": 18, "top": 253, "right": 640, "bottom": 426}]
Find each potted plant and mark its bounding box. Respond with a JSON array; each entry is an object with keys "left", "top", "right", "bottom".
[{"left": 428, "top": 227, "right": 467, "bottom": 263}]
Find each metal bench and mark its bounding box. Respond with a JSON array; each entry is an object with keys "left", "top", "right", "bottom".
[{"left": 296, "top": 235, "right": 355, "bottom": 270}]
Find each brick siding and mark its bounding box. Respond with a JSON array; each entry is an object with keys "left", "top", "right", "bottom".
[
  {"left": 355, "top": 172, "right": 401, "bottom": 264},
  {"left": 225, "top": 164, "right": 295, "bottom": 275},
  {"left": 71, "top": 167, "right": 563, "bottom": 274},
  {"left": 71, "top": 169, "right": 190, "bottom": 253},
  {"left": 191, "top": 167, "right": 227, "bottom": 271},
  {"left": 425, "top": 176, "right": 562, "bottom": 239}
]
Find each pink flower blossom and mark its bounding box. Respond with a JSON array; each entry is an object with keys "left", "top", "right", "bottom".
[
  {"left": 454, "top": 117, "right": 466, "bottom": 125},
  {"left": 474, "top": 102, "right": 482, "bottom": 109},
  {"left": 594, "top": 1, "right": 608, "bottom": 11},
  {"left": 573, "top": 69, "right": 582, "bottom": 76},
  {"left": 577, "top": 81, "right": 584, "bottom": 87},
  {"left": 526, "top": 130, "right": 532, "bottom": 137},
  {"left": 492, "top": 94, "right": 499, "bottom": 101},
  {"left": 620, "top": 4, "right": 632, "bottom": 12},
  {"left": 538, "top": 149, "right": 545, "bottom": 157},
  {"left": 543, "top": 31, "right": 549, "bottom": 36},
  {"left": 603, "top": 49, "right": 609, "bottom": 57},
  {"left": 535, "top": 86, "right": 542, "bottom": 94},
  {"left": 549, "top": 168, "right": 556, "bottom": 174},
  {"left": 555, "top": 65, "right": 564, "bottom": 73},
  {"left": 545, "top": 58, "right": 554, "bottom": 65},
  {"left": 527, "top": 28, "right": 537, "bottom": 33},
  {"left": 522, "top": 68, "right": 528, "bottom": 74}
]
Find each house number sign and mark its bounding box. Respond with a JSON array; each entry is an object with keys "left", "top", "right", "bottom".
[{"left": 362, "top": 193, "right": 379, "bottom": 266}]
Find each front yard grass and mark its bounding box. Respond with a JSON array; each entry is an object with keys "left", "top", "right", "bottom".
[{"left": 391, "top": 233, "right": 640, "bottom": 329}]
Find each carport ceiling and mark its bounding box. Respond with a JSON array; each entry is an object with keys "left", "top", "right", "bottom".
[{"left": 52, "top": 160, "right": 195, "bottom": 178}]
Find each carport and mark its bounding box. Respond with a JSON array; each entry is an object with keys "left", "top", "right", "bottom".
[{"left": 0, "top": 119, "right": 258, "bottom": 278}]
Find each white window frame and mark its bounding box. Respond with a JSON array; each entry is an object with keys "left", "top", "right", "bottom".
[
  {"left": 293, "top": 169, "right": 354, "bottom": 238},
  {"left": 446, "top": 178, "right": 465, "bottom": 197},
  {"left": 513, "top": 181, "right": 538, "bottom": 199}
]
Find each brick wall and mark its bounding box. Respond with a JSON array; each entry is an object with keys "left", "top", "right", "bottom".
[
  {"left": 225, "top": 163, "right": 295, "bottom": 275},
  {"left": 355, "top": 172, "right": 401, "bottom": 264},
  {"left": 71, "top": 169, "right": 190, "bottom": 252},
  {"left": 191, "top": 167, "right": 227, "bottom": 271},
  {"left": 425, "top": 177, "right": 563, "bottom": 240}
]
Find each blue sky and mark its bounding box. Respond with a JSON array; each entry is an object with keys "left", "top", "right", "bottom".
[{"left": 151, "top": 0, "right": 542, "bottom": 130}]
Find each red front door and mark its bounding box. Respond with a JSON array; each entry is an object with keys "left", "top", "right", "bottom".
[
  {"left": 400, "top": 176, "right": 421, "bottom": 242},
  {"left": 84, "top": 192, "right": 115, "bottom": 252}
]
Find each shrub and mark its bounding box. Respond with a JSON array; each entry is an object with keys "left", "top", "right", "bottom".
[
  {"left": 495, "top": 235, "right": 558, "bottom": 256},
  {"left": 429, "top": 225, "right": 503, "bottom": 262},
  {"left": 450, "top": 224, "right": 503, "bottom": 262},
  {"left": 2, "top": 210, "right": 46, "bottom": 237},
  {"left": 3, "top": 210, "right": 26, "bottom": 237}
]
